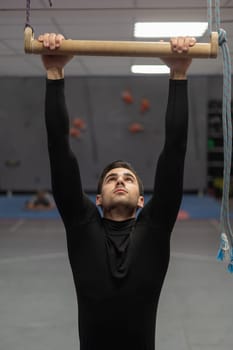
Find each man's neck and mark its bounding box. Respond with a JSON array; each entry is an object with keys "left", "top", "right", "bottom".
[{"left": 103, "top": 207, "right": 136, "bottom": 222}]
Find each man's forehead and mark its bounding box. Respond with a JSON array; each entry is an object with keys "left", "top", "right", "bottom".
[{"left": 105, "top": 168, "right": 136, "bottom": 177}]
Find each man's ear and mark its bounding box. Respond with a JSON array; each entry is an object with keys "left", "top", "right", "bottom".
[
  {"left": 96, "top": 194, "right": 102, "bottom": 206},
  {"left": 137, "top": 195, "right": 144, "bottom": 209}
]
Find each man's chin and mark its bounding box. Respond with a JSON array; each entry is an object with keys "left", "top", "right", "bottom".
[{"left": 111, "top": 197, "right": 136, "bottom": 208}]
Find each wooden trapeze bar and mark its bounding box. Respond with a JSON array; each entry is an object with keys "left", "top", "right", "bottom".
[{"left": 24, "top": 27, "right": 219, "bottom": 59}]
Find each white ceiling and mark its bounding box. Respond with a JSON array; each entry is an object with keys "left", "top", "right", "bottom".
[{"left": 0, "top": 0, "right": 232, "bottom": 76}]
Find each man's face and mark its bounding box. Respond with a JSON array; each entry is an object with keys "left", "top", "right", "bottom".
[{"left": 96, "top": 167, "right": 144, "bottom": 211}]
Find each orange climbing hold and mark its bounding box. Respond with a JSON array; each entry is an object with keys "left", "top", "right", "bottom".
[
  {"left": 140, "top": 98, "right": 150, "bottom": 113},
  {"left": 73, "top": 118, "right": 86, "bottom": 129},
  {"left": 70, "top": 127, "right": 81, "bottom": 138},
  {"left": 128, "top": 122, "right": 144, "bottom": 133},
  {"left": 122, "top": 90, "right": 133, "bottom": 104}
]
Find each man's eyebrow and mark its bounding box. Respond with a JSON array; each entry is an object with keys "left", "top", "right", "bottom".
[
  {"left": 123, "top": 172, "right": 136, "bottom": 178},
  {"left": 104, "top": 173, "right": 118, "bottom": 181}
]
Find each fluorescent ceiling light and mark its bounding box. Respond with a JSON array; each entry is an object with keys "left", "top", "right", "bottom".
[
  {"left": 134, "top": 22, "right": 208, "bottom": 38},
  {"left": 131, "top": 65, "right": 170, "bottom": 74}
]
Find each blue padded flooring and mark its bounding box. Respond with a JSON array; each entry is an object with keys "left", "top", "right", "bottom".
[{"left": 0, "top": 194, "right": 227, "bottom": 220}]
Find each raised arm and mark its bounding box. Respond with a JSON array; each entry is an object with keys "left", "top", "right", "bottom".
[
  {"left": 39, "top": 33, "right": 86, "bottom": 226},
  {"left": 149, "top": 37, "right": 196, "bottom": 231}
]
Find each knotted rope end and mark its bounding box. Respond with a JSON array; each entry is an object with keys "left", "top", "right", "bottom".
[
  {"left": 216, "top": 232, "right": 230, "bottom": 261},
  {"left": 227, "top": 248, "right": 233, "bottom": 273},
  {"left": 217, "top": 233, "right": 233, "bottom": 274},
  {"left": 218, "top": 28, "right": 227, "bottom": 46}
]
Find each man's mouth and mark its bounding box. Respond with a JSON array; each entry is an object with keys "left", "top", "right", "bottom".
[{"left": 114, "top": 188, "right": 127, "bottom": 193}]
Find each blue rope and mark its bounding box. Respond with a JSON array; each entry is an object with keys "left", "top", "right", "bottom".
[
  {"left": 207, "top": 0, "right": 213, "bottom": 35},
  {"left": 215, "top": 0, "right": 221, "bottom": 29},
  {"left": 208, "top": 1, "right": 233, "bottom": 272}
]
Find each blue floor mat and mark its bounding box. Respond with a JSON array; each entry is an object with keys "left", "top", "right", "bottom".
[
  {"left": 0, "top": 194, "right": 226, "bottom": 220},
  {"left": 0, "top": 195, "right": 59, "bottom": 219},
  {"left": 179, "top": 195, "right": 222, "bottom": 219}
]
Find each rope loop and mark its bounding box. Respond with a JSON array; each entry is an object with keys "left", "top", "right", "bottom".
[
  {"left": 25, "top": 0, "right": 52, "bottom": 28},
  {"left": 218, "top": 28, "right": 227, "bottom": 46}
]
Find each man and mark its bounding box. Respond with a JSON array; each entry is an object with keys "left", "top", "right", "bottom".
[
  {"left": 25, "top": 190, "right": 55, "bottom": 210},
  {"left": 38, "top": 33, "right": 196, "bottom": 350}
]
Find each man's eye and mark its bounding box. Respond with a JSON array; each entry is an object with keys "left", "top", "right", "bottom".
[{"left": 126, "top": 177, "right": 133, "bottom": 182}]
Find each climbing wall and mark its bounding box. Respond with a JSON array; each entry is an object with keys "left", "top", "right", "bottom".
[{"left": 0, "top": 75, "right": 211, "bottom": 193}]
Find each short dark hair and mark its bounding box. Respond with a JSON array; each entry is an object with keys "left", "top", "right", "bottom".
[{"left": 97, "top": 160, "right": 144, "bottom": 195}]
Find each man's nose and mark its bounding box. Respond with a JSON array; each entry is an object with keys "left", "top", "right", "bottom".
[{"left": 116, "top": 177, "right": 125, "bottom": 185}]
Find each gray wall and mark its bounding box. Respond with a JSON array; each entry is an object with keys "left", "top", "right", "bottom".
[{"left": 0, "top": 75, "right": 226, "bottom": 193}]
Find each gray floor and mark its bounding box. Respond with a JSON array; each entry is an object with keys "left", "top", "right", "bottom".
[{"left": 0, "top": 218, "right": 233, "bottom": 350}]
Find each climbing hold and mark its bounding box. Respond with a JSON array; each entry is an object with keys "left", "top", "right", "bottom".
[
  {"left": 73, "top": 118, "right": 86, "bottom": 130},
  {"left": 128, "top": 122, "right": 144, "bottom": 133},
  {"left": 70, "top": 127, "right": 81, "bottom": 138},
  {"left": 122, "top": 90, "right": 133, "bottom": 104},
  {"left": 140, "top": 98, "right": 150, "bottom": 113}
]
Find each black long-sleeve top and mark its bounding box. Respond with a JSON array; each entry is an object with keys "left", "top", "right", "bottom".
[{"left": 45, "top": 78, "right": 188, "bottom": 350}]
